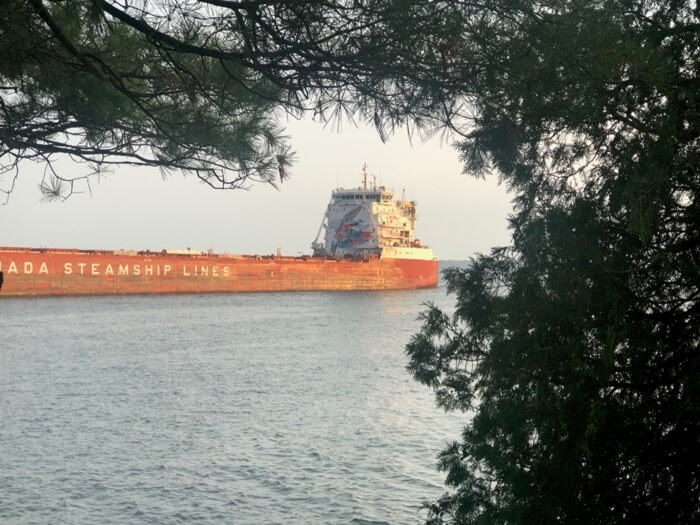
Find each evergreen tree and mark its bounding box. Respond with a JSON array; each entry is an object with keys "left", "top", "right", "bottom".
[
  {"left": 0, "top": 0, "right": 449, "bottom": 199},
  {"left": 407, "top": 1, "right": 699, "bottom": 523}
]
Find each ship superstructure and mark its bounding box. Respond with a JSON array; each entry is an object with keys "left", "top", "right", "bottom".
[{"left": 312, "top": 165, "right": 436, "bottom": 262}]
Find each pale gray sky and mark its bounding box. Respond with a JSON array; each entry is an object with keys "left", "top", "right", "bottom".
[{"left": 0, "top": 118, "right": 512, "bottom": 260}]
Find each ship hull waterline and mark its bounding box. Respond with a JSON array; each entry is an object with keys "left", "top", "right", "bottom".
[{"left": 0, "top": 248, "right": 438, "bottom": 297}]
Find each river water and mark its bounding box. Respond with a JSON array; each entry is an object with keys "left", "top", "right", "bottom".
[{"left": 0, "top": 280, "right": 466, "bottom": 524}]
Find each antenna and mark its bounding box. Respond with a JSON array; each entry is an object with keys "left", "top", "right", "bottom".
[{"left": 372, "top": 175, "right": 377, "bottom": 190}]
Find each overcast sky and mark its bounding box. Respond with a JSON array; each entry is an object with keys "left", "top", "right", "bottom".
[{"left": 0, "top": 117, "right": 512, "bottom": 260}]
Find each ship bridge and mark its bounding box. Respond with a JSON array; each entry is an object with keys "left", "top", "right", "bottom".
[{"left": 331, "top": 187, "right": 393, "bottom": 204}]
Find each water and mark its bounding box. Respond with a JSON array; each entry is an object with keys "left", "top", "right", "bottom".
[{"left": 0, "top": 284, "right": 465, "bottom": 524}]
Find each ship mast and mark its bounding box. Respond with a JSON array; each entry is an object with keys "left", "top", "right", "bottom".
[{"left": 362, "top": 162, "right": 368, "bottom": 190}]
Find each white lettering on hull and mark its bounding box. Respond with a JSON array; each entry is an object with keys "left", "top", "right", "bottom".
[
  {"left": 0, "top": 259, "right": 234, "bottom": 279},
  {"left": 0, "top": 261, "right": 49, "bottom": 274}
]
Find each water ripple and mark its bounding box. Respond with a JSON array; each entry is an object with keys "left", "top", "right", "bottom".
[{"left": 1, "top": 287, "right": 465, "bottom": 523}]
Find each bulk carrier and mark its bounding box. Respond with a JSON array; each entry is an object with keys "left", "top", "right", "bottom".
[{"left": 0, "top": 169, "right": 438, "bottom": 297}]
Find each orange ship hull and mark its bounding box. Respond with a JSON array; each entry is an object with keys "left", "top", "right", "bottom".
[{"left": 0, "top": 247, "right": 438, "bottom": 297}]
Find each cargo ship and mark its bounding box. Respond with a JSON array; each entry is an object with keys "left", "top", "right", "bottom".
[{"left": 0, "top": 170, "right": 437, "bottom": 297}]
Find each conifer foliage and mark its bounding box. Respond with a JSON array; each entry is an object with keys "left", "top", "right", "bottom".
[
  {"left": 407, "top": 1, "right": 699, "bottom": 523},
  {"left": 0, "top": 0, "right": 448, "bottom": 199}
]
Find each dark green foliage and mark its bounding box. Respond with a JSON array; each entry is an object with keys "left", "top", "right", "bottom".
[
  {"left": 0, "top": 0, "right": 452, "bottom": 199},
  {"left": 407, "top": 1, "right": 699, "bottom": 523},
  {"left": 0, "top": 0, "right": 289, "bottom": 197}
]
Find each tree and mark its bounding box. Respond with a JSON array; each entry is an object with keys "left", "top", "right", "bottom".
[
  {"left": 407, "top": 1, "right": 699, "bottom": 523},
  {"left": 0, "top": 0, "right": 450, "bottom": 200}
]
